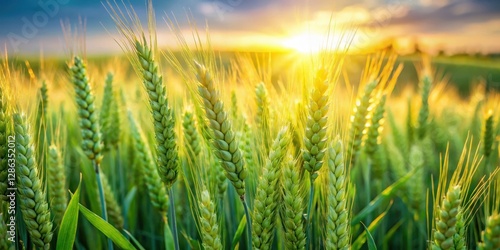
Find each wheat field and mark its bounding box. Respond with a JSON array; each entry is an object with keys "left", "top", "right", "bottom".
[{"left": 0, "top": 2, "right": 499, "bottom": 250}]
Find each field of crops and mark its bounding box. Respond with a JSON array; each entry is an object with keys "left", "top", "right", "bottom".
[{"left": 0, "top": 3, "right": 499, "bottom": 250}]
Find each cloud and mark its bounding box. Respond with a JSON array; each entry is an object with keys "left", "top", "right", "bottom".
[{"left": 1, "top": 0, "right": 500, "bottom": 54}]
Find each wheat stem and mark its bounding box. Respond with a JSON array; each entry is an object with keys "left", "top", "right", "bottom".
[
  {"left": 305, "top": 176, "right": 314, "bottom": 250},
  {"left": 243, "top": 198, "right": 253, "bottom": 250},
  {"left": 95, "top": 165, "right": 113, "bottom": 250},
  {"left": 168, "top": 188, "right": 180, "bottom": 250}
]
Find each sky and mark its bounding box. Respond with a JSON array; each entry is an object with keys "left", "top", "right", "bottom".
[{"left": 0, "top": 0, "right": 500, "bottom": 55}]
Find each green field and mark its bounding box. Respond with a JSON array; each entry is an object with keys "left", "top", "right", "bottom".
[{"left": 0, "top": 13, "right": 499, "bottom": 250}]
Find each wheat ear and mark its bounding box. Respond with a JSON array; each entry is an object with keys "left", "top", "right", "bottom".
[
  {"left": 365, "top": 95, "right": 386, "bottom": 156},
  {"left": 478, "top": 212, "right": 500, "bottom": 250},
  {"left": 417, "top": 75, "right": 431, "bottom": 139},
  {"left": 281, "top": 157, "right": 306, "bottom": 250},
  {"left": 183, "top": 111, "right": 202, "bottom": 158},
  {"left": 100, "top": 73, "right": 121, "bottom": 151},
  {"left": 483, "top": 110, "right": 494, "bottom": 158},
  {"left": 199, "top": 188, "right": 222, "bottom": 250},
  {"left": 253, "top": 126, "right": 291, "bottom": 250},
  {"left": 453, "top": 212, "right": 466, "bottom": 250},
  {"left": 70, "top": 56, "right": 110, "bottom": 235},
  {"left": 99, "top": 73, "right": 113, "bottom": 133},
  {"left": 70, "top": 56, "right": 103, "bottom": 164},
  {"left": 325, "top": 139, "right": 350, "bottom": 250},
  {"left": 432, "top": 185, "right": 461, "bottom": 250},
  {"left": 348, "top": 80, "right": 377, "bottom": 166},
  {"left": 14, "top": 113, "right": 53, "bottom": 249},
  {"left": 135, "top": 39, "right": 179, "bottom": 188},
  {"left": 365, "top": 95, "right": 387, "bottom": 180},
  {"left": 128, "top": 111, "right": 169, "bottom": 215},
  {"left": 255, "top": 82, "right": 271, "bottom": 154},
  {"left": 230, "top": 90, "right": 240, "bottom": 123},
  {"left": 47, "top": 145, "right": 68, "bottom": 226},
  {"left": 34, "top": 81, "right": 48, "bottom": 157},
  {"left": 0, "top": 213, "right": 12, "bottom": 249},
  {"left": 195, "top": 62, "right": 247, "bottom": 198},
  {"left": 303, "top": 69, "right": 329, "bottom": 180},
  {"left": 407, "top": 144, "right": 424, "bottom": 215},
  {"left": 241, "top": 122, "right": 256, "bottom": 176}
]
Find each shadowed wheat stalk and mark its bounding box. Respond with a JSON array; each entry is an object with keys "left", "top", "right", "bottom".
[
  {"left": 107, "top": 2, "right": 182, "bottom": 248},
  {"left": 255, "top": 82, "right": 271, "bottom": 155},
  {"left": 0, "top": 213, "right": 11, "bottom": 249},
  {"left": 128, "top": 111, "right": 169, "bottom": 216},
  {"left": 100, "top": 73, "right": 121, "bottom": 152},
  {"left": 252, "top": 126, "right": 291, "bottom": 250},
  {"left": 47, "top": 144, "right": 68, "bottom": 226}
]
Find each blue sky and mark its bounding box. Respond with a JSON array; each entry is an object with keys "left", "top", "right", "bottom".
[{"left": 1, "top": 0, "right": 500, "bottom": 55}]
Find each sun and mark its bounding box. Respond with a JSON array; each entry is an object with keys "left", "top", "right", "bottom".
[
  {"left": 282, "top": 33, "right": 325, "bottom": 54},
  {"left": 281, "top": 31, "right": 355, "bottom": 54}
]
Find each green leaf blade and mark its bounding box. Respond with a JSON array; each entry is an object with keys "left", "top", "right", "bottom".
[
  {"left": 56, "top": 175, "right": 82, "bottom": 250},
  {"left": 79, "top": 204, "right": 136, "bottom": 250}
]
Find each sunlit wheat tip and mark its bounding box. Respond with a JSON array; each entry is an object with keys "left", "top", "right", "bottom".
[{"left": 348, "top": 79, "right": 377, "bottom": 166}]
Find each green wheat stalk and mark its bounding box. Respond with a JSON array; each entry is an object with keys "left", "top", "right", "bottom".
[
  {"left": 14, "top": 113, "right": 53, "bottom": 250},
  {"left": 325, "top": 139, "right": 350, "bottom": 250},
  {"left": 47, "top": 144, "right": 68, "bottom": 227},
  {"left": 281, "top": 156, "right": 306, "bottom": 250},
  {"left": 252, "top": 126, "right": 291, "bottom": 250}
]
